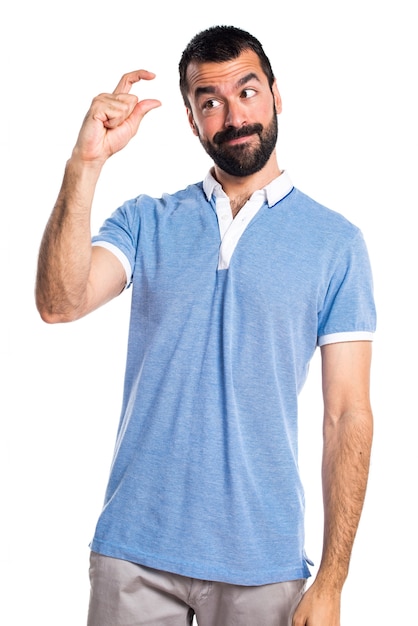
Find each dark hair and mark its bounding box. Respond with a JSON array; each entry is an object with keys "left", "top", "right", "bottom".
[{"left": 179, "top": 25, "right": 275, "bottom": 107}]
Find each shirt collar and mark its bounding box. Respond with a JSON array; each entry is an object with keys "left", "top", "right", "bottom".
[{"left": 203, "top": 169, "right": 294, "bottom": 207}]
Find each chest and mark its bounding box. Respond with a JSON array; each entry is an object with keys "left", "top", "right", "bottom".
[{"left": 133, "top": 205, "right": 330, "bottom": 320}]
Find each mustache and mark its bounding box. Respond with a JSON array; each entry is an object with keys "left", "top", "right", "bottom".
[{"left": 213, "top": 123, "right": 264, "bottom": 146}]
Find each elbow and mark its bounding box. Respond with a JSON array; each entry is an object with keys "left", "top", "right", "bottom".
[
  {"left": 37, "top": 306, "right": 78, "bottom": 324},
  {"left": 37, "top": 306, "right": 56, "bottom": 324},
  {"left": 37, "top": 309, "right": 72, "bottom": 324},
  {"left": 35, "top": 293, "right": 81, "bottom": 324}
]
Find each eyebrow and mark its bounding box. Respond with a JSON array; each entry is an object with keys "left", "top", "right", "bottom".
[{"left": 194, "top": 72, "right": 261, "bottom": 99}]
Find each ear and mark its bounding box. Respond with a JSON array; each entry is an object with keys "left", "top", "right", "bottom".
[
  {"left": 272, "top": 80, "right": 282, "bottom": 114},
  {"left": 187, "top": 108, "right": 199, "bottom": 136}
]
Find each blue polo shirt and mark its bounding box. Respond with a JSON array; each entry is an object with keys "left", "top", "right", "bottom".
[{"left": 90, "top": 171, "right": 376, "bottom": 585}]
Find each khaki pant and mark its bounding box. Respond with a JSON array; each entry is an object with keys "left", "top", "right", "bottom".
[{"left": 87, "top": 551, "right": 306, "bottom": 626}]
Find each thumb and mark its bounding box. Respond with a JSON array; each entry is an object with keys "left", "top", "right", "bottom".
[{"left": 129, "top": 98, "right": 162, "bottom": 130}]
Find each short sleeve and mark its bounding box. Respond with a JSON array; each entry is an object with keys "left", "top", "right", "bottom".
[
  {"left": 92, "top": 197, "right": 142, "bottom": 288},
  {"left": 317, "top": 230, "right": 376, "bottom": 346}
]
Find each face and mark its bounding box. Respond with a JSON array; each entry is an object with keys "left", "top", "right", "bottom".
[{"left": 186, "top": 50, "right": 282, "bottom": 177}]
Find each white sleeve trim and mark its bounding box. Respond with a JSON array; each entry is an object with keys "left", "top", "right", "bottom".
[
  {"left": 92, "top": 241, "right": 132, "bottom": 288},
  {"left": 318, "top": 331, "right": 374, "bottom": 347}
]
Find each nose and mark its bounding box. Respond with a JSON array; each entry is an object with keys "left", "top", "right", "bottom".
[{"left": 224, "top": 100, "right": 247, "bottom": 128}]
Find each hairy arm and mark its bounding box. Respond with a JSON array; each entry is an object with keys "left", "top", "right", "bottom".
[
  {"left": 35, "top": 159, "right": 122, "bottom": 322},
  {"left": 35, "top": 70, "right": 161, "bottom": 323},
  {"left": 293, "top": 340, "right": 373, "bottom": 626}
]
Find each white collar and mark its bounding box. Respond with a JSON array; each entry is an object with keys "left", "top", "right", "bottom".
[{"left": 203, "top": 169, "right": 294, "bottom": 207}]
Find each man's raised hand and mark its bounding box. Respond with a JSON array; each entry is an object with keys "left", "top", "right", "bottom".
[{"left": 72, "top": 70, "right": 161, "bottom": 166}]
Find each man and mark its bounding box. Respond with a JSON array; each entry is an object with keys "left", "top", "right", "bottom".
[{"left": 36, "top": 25, "right": 376, "bottom": 626}]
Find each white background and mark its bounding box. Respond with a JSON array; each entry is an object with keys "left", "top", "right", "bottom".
[{"left": 3, "top": 1, "right": 417, "bottom": 624}]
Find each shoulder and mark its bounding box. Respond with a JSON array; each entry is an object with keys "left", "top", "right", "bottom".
[
  {"left": 288, "top": 188, "right": 359, "bottom": 236},
  {"left": 120, "top": 181, "right": 206, "bottom": 217}
]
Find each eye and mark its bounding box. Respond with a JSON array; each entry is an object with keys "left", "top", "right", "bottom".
[
  {"left": 241, "top": 88, "right": 257, "bottom": 99},
  {"left": 203, "top": 98, "right": 221, "bottom": 110}
]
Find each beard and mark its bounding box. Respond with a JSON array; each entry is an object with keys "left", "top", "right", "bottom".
[{"left": 197, "top": 110, "right": 278, "bottom": 177}]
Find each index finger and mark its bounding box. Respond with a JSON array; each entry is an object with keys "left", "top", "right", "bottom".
[{"left": 113, "top": 69, "right": 157, "bottom": 95}]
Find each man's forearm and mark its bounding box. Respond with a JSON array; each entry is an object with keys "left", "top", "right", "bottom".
[
  {"left": 317, "top": 407, "right": 373, "bottom": 590},
  {"left": 35, "top": 157, "right": 102, "bottom": 323}
]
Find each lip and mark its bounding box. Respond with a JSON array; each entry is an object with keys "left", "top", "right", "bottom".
[{"left": 223, "top": 134, "right": 256, "bottom": 146}]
